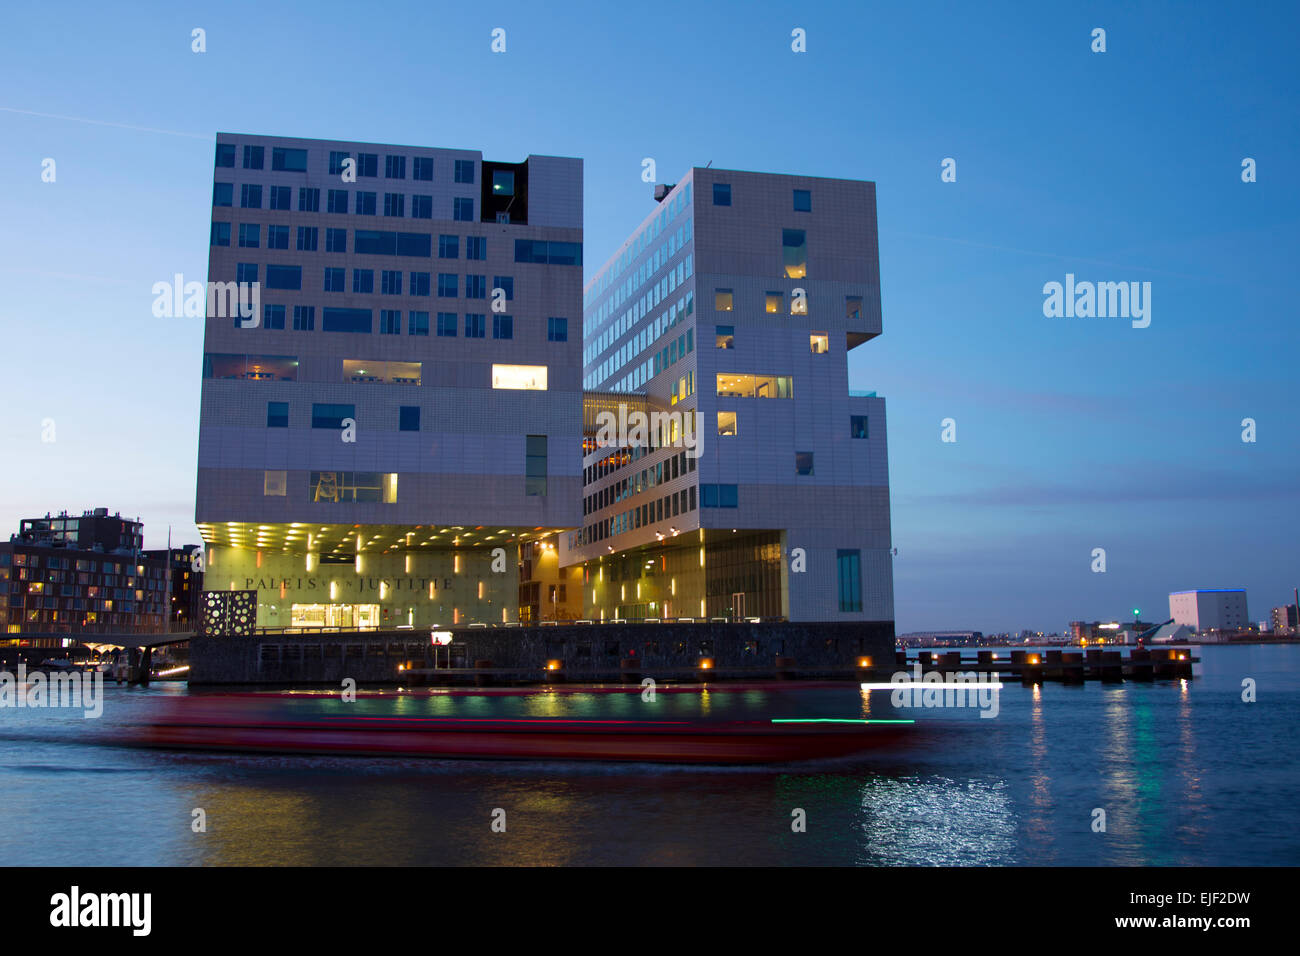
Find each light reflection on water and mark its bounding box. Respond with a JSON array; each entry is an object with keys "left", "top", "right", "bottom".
[{"left": 0, "top": 645, "right": 1297, "bottom": 866}]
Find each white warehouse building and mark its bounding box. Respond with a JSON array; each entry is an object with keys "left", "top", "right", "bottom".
[{"left": 1169, "top": 590, "right": 1249, "bottom": 632}]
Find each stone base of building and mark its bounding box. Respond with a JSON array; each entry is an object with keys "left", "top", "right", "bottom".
[{"left": 189, "top": 620, "right": 895, "bottom": 684}]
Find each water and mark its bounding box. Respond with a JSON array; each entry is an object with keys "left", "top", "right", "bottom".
[{"left": 1, "top": 645, "right": 1296, "bottom": 866}]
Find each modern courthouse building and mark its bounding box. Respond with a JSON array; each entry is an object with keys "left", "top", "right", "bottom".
[
  {"left": 198, "top": 136, "right": 893, "bottom": 634},
  {"left": 198, "top": 134, "right": 584, "bottom": 629},
  {"left": 561, "top": 169, "right": 892, "bottom": 632}
]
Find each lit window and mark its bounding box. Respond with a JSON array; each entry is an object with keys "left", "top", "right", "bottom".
[
  {"left": 851, "top": 416, "right": 869, "bottom": 439},
  {"left": 715, "top": 289, "right": 733, "bottom": 311},
  {"left": 810, "top": 333, "right": 829, "bottom": 354},
  {"left": 493, "top": 170, "right": 515, "bottom": 196},
  {"left": 715, "top": 325, "right": 734, "bottom": 349},
  {"left": 492, "top": 364, "right": 548, "bottom": 390},
  {"left": 765, "top": 292, "right": 783, "bottom": 314},
  {"left": 717, "top": 412, "right": 737, "bottom": 436},
  {"left": 783, "top": 229, "right": 806, "bottom": 278},
  {"left": 264, "top": 471, "right": 287, "bottom": 496}
]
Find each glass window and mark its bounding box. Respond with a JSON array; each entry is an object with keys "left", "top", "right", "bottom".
[
  {"left": 328, "top": 151, "right": 349, "bottom": 175},
  {"left": 311, "top": 403, "right": 355, "bottom": 429},
  {"left": 210, "top": 222, "right": 230, "bottom": 246},
  {"left": 215, "top": 143, "right": 235, "bottom": 168},
  {"left": 453, "top": 197, "right": 473, "bottom": 221},
  {"left": 385, "top": 155, "right": 406, "bottom": 179},
  {"left": 851, "top": 415, "right": 869, "bottom": 439},
  {"left": 783, "top": 229, "right": 806, "bottom": 278},
  {"left": 466, "top": 275, "right": 487, "bottom": 299},
  {"left": 267, "top": 401, "right": 289, "bottom": 428},
  {"left": 309, "top": 471, "right": 397, "bottom": 504},
  {"left": 793, "top": 189, "right": 811, "bottom": 212},
  {"left": 493, "top": 276, "right": 514, "bottom": 299},
  {"left": 240, "top": 184, "right": 262, "bottom": 209},
  {"left": 411, "top": 195, "right": 432, "bottom": 218},
  {"left": 356, "top": 153, "right": 378, "bottom": 177},
  {"left": 465, "top": 313, "right": 485, "bottom": 338},
  {"left": 323, "top": 267, "right": 345, "bottom": 292},
  {"left": 264, "top": 471, "right": 287, "bottom": 496},
  {"left": 292, "top": 305, "right": 315, "bottom": 330},
  {"left": 492, "top": 365, "right": 548, "bottom": 390},
  {"left": 717, "top": 411, "right": 737, "bottom": 436},
  {"left": 399, "top": 406, "right": 420, "bottom": 431},
  {"left": 765, "top": 292, "right": 783, "bottom": 314},
  {"left": 243, "top": 145, "right": 264, "bottom": 170},
  {"left": 379, "top": 310, "right": 401, "bottom": 334},
  {"left": 383, "top": 193, "right": 405, "bottom": 217},
  {"left": 262, "top": 304, "right": 286, "bottom": 329},
  {"left": 410, "top": 272, "right": 431, "bottom": 296},
  {"left": 714, "top": 289, "right": 733, "bottom": 311},
  {"left": 438, "top": 273, "right": 458, "bottom": 297},
  {"left": 493, "top": 314, "right": 513, "bottom": 339},
  {"left": 266, "top": 265, "right": 301, "bottom": 290},
  {"left": 269, "top": 185, "right": 292, "bottom": 210},
  {"left": 355, "top": 191, "right": 377, "bottom": 215},
  {"left": 408, "top": 311, "right": 429, "bottom": 336},
  {"left": 810, "top": 332, "right": 829, "bottom": 354},
  {"left": 713, "top": 183, "right": 731, "bottom": 206},
  {"left": 321, "top": 308, "right": 372, "bottom": 333},
  {"left": 267, "top": 224, "right": 289, "bottom": 249},
  {"left": 715, "top": 325, "right": 734, "bottom": 349},
  {"left": 327, "top": 189, "right": 348, "bottom": 214},
  {"left": 437, "top": 312, "right": 457, "bottom": 337},
  {"left": 525, "top": 435, "right": 547, "bottom": 496},
  {"left": 297, "top": 226, "right": 318, "bottom": 251},
  {"left": 492, "top": 170, "right": 514, "bottom": 196},
  {"left": 413, "top": 156, "right": 434, "bottom": 181},
  {"left": 439, "top": 235, "right": 459, "bottom": 259},
  {"left": 547, "top": 316, "right": 567, "bottom": 342},
  {"left": 272, "top": 148, "right": 308, "bottom": 172},
  {"left": 213, "top": 182, "right": 233, "bottom": 207},
  {"left": 846, "top": 295, "right": 863, "bottom": 319},
  {"left": 454, "top": 159, "right": 475, "bottom": 184},
  {"left": 837, "top": 550, "right": 862, "bottom": 612},
  {"left": 466, "top": 236, "right": 486, "bottom": 260},
  {"left": 353, "top": 269, "right": 374, "bottom": 294},
  {"left": 381, "top": 270, "right": 403, "bottom": 295},
  {"left": 795, "top": 451, "right": 814, "bottom": 475},
  {"left": 299, "top": 187, "right": 320, "bottom": 212},
  {"left": 237, "top": 223, "right": 260, "bottom": 248}
]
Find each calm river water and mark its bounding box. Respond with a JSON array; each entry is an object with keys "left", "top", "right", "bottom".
[{"left": 1, "top": 644, "right": 1296, "bottom": 866}]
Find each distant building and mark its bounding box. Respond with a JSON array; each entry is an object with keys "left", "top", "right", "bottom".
[
  {"left": 1271, "top": 604, "right": 1298, "bottom": 635},
  {"left": 1169, "top": 590, "right": 1248, "bottom": 632},
  {"left": 517, "top": 536, "right": 583, "bottom": 623},
  {"left": 1070, "top": 620, "right": 1154, "bottom": 644},
  {"left": 1, "top": 508, "right": 170, "bottom": 646},
  {"left": 141, "top": 545, "right": 205, "bottom": 627},
  {"left": 898, "top": 631, "right": 983, "bottom": 646}
]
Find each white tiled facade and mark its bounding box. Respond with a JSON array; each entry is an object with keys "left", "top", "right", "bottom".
[
  {"left": 563, "top": 168, "right": 894, "bottom": 625},
  {"left": 197, "top": 134, "right": 583, "bottom": 627}
]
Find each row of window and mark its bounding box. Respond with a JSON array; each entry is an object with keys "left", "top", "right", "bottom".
[
  {"left": 715, "top": 412, "right": 870, "bottom": 440},
  {"left": 585, "top": 182, "right": 692, "bottom": 314},
  {"left": 213, "top": 224, "right": 491, "bottom": 260},
  {"left": 715, "top": 326, "right": 831, "bottom": 354},
  {"left": 246, "top": 303, "right": 566, "bottom": 341},
  {"left": 585, "top": 451, "right": 697, "bottom": 516},
  {"left": 203, "top": 354, "right": 549, "bottom": 390},
  {"left": 712, "top": 183, "right": 813, "bottom": 214},
  {"left": 216, "top": 143, "right": 475, "bottom": 185},
  {"left": 214, "top": 183, "right": 473, "bottom": 221},
  {"left": 580, "top": 485, "right": 699, "bottom": 548},
  {"left": 715, "top": 288, "right": 864, "bottom": 319}
]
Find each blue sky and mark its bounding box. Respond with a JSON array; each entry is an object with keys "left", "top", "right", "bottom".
[{"left": 1, "top": 1, "right": 1296, "bottom": 632}]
